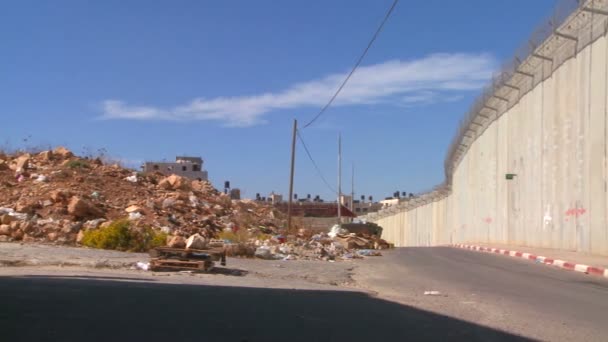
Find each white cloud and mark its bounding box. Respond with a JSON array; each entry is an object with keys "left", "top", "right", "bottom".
[{"left": 99, "top": 53, "right": 496, "bottom": 127}]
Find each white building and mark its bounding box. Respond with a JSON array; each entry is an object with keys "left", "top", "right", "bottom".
[{"left": 143, "top": 156, "right": 208, "bottom": 181}]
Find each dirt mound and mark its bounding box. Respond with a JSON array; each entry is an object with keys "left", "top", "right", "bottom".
[{"left": 0, "top": 148, "right": 285, "bottom": 245}]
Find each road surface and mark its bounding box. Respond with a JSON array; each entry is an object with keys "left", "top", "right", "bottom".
[
  {"left": 1, "top": 246, "right": 607, "bottom": 341},
  {"left": 354, "top": 247, "right": 608, "bottom": 341}
]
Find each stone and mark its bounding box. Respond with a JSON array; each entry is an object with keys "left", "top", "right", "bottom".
[
  {"left": 22, "top": 234, "right": 36, "bottom": 243},
  {"left": 38, "top": 150, "right": 53, "bottom": 161},
  {"left": 158, "top": 175, "right": 190, "bottom": 191},
  {"left": 11, "top": 229, "right": 23, "bottom": 240},
  {"left": 67, "top": 196, "right": 104, "bottom": 218},
  {"left": 20, "top": 221, "right": 35, "bottom": 234},
  {"left": 83, "top": 218, "right": 106, "bottom": 230},
  {"left": 76, "top": 230, "right": 85, "bottom": 243},
  {"left": 11, "top": 154, "right": 31, "bottom": 172},
  {"left": 47, "top": 232, "right": 58, "bottom": 241},
  {"left": 50, "top": 190, "right": 71, "bottom": 203},
  {"left": 157, "top": 178, "right": 172, "bottom": 190},
  {"left": 0, "top": 235, "right": 10, "bottom": 242},
  {"left": 0, "top": 214, "right": 14, "bottom": 225},
  {"left": 0, "top": 160, "right": 9, "bottom": 171},
  {"left": 0, "top": 224, "right": 10, "bottom": 236},
  {"left": 125, "top": 205, "right": 143, "bottom": 213},
  {"left": 161, "top": 198, "right": 176, "bottom": 209},
  {"left": 15, "top": 201, "right": 38, "bottom": 214},
  {"left": 61, "top": 222, "right": 83, "bottom": 234},
  {"left": 42, "top": 200, "right": 53, "bottom": 207},
  {"left": 167, "top": 235, "right": 186, "bottom": 248},
  {"left": 185, "top": 233, "right": 207, "bottom": 250},
  {"left": 9, "top": 221, "right": 20, "bottom": 231},
  {"left": 53, "top": 146, "right": 73, "bottom": 159}
]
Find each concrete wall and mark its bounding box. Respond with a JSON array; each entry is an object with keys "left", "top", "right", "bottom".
[{"left": 371, "top": 3, "right": 608, "bottom": 256}]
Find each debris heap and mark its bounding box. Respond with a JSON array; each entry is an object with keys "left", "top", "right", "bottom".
[{"left": 0, "top": 148, "right": 285, "bottom": 245}]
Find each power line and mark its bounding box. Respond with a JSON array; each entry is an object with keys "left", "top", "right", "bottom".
[
  {"left": 296, "top": 129, "right": 337, "bottom": 195},
  {"left": 301, "top": 0, "right": 399, "bottom": 129}
]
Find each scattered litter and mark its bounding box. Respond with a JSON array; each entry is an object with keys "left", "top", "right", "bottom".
[
  {"left": 424, "top": 291, "right": 443, "bottom": 296},
  {"left": 135, "top": 262, "right": 150, "bottom": 271},
  {"left": 34, "top": 175, "right": 48, "bottom": 183},
  {"left": 128, "top": 212, "right": 142, "bottom": 220},
  {"left": 125, "top": 175, "right": 138, "bottom": 183},
  {"left": 356, "top": 249, "right": 382, "bottom": 257},
  {"left": 328, "top": 224, "right": 349, "bottom": 238},
  {"left": 255, "top": 247, "right": 274, "bottom": 260}
]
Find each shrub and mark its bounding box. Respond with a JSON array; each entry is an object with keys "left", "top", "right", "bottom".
[
  {"left": 66, "top": 160, "right": 90, "bottom": 169},
  {"left": 81, "top": 219, "right": 167, "bottom": 252},
  {"left": 218, "top": 228, "right": 251, "bottom": 243}
]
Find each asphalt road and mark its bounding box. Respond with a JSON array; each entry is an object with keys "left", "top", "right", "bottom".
[
  {"left": 1, "top": 246, "right": 607, "bottom": 341},
  {"left": 0, "top": 273, "right": 526, "bottom": 342},
  {"left": 354, "top": 247, "right": 608, "bottom": 341}
]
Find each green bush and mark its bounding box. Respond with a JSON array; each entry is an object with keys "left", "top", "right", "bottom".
[
  {"left": 67, "top": 160, "right": 90, "bottom": 169},
  {"left": 81, "top": 219, "right": 167, "bottom": 252}
]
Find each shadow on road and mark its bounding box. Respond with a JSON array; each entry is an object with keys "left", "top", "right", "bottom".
[{"left": 0, "top": 275, "right": 530, "bottom": 342}]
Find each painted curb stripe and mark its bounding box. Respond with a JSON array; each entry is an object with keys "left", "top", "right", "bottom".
[{"left": 452, "top": 244, "right": 608, "bottom": 279}]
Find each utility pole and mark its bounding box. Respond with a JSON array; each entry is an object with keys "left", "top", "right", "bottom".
[
  {"left": 337, "top": 133, "right": 342, "bottom": 224},
  {"left": 351, "top": 162, "right": 354, "bottom": 222},
  {"left": 287, "top": 119, "right": 297, "bottom": 233}
]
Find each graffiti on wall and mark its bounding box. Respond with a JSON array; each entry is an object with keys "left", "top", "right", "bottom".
[{"left": 564, "top": 207, "right": 586, "bottom": 221}]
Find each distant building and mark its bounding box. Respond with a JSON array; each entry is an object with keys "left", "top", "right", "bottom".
[
  {"left": 274, "top": 202, "right": 356, "bottom": 218},
  {"left": 143, "top": 156, "right": 208, "bottom": 181},
  {"left": 229, "top": 188, "right": 241, "bottom": 200},
  {"left": 379, "top": 198, "right": 400, "bottom": 208},
  {"left": 269, "top": 192, "right": 283, "bottom": 204},
  {"left": 351, "top": 200, "right": 383, "bottom": 215}
]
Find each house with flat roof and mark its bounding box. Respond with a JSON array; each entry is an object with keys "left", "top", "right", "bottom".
[{"left": 142, "top": 156, "right": 208, "bottom": 181}]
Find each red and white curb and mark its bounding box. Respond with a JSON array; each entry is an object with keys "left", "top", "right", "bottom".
[{"left": 452, "top": 244, "right": 608, "bottom": 279}]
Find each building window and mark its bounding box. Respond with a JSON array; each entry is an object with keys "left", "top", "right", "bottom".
[
  {"left": 355, "top": 208, "right": 361, "bottom": 212},
  {"left": 182, "top": 166, "right": 187, "bottom": 171},
  {"left": 192, "top": 164, "right": 201, "bottom": 172},
  {"left": 153, "top": 165, "right": 159, "bottom": 170},
  {"left": 363, "top": 208, "right": 368, "bottom": 212}
]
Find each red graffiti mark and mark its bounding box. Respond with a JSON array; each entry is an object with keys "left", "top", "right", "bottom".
[
  {"left": 483, "top": 217, "right": 493, "bottom": 224},
  {"left": 565, "top": 208, "right": 586, "bottom": 217}
]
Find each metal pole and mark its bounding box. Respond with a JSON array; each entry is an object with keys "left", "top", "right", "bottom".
[
  {"left": 337, "top": 133, "right": 342, "bottom": 224},
  {"left": 287, "top": 119, "right": 297, "bottom": 233}
]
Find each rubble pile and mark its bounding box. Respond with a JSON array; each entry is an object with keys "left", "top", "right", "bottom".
[
  {"left": 0, "top": 148, "right": 285, "bottom": 245},
  {"left": 222, "top": 224, "right": 391, "bottom": 261}
]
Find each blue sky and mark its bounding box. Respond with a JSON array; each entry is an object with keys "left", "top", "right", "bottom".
[{"left": 2, "top": 0, "right": 554, "bottom": 201}]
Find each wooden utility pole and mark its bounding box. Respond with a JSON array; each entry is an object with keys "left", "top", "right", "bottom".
[
  {"left": 337, "top": 133, "right": 342, "bottom": 224},
  {"left": 351, "top": 162, "right": 354, "bottom": 221},
  {"left": 287, "top": 119, "right": 297, "bottom": 233}
]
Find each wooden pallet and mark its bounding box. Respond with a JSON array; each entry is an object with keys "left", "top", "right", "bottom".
[
  {"left": 149, "top": 247, "right": 226, "bottom": 266},
  {"left": 149, "top": 258, "right": 214, "bottom": 272}
]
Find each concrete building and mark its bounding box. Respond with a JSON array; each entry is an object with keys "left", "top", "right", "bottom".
[
  {"left": 269, "top": 192, "right": 283, "bottom": 205},
  {"left": 379, "top": 198, "right": 399, "bottom": 208},
  {"left": 229, "top": 188, "right": 241, "bottom": 200},
  {"left": 143, "top": 156, "right": 208, "bottom": 181},
  {"left": 351, "top": 200, "right": 383, "bottom": 215}
]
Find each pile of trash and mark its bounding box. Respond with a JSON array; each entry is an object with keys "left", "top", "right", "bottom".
[
  {"left": 226, "top": 224, "right": 391, "bottom": 262},
  {"left": 0, "top": 147, "right": 286, "bottom": 245}
]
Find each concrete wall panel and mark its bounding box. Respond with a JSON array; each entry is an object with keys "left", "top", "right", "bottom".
[{"left": 374, "top": 9, "right": 608, "bottom": 255}]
